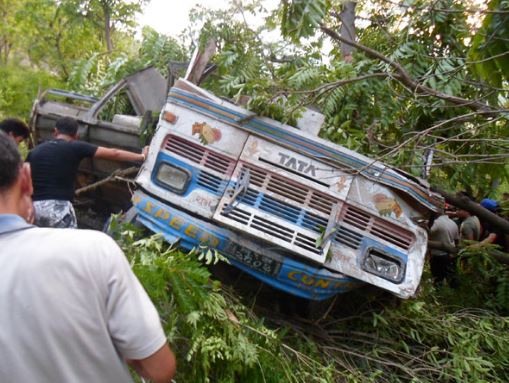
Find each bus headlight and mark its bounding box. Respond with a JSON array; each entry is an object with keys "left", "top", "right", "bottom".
[
  {"left": 362, "top": 250, "right": 404, "bottom": 283},
  {"left": 155, "top": 163, "right": 191, "bottom": 194}
]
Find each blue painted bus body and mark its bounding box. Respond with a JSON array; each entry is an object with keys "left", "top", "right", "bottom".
[{"left": 133, "top": 191, "right": 362, "bottom": 300}]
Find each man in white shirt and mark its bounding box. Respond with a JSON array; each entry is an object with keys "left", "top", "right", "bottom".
[
  {"left": 429, "top": 214, "right": 459, "bottom": 284},
  {"left": 0, "top": 131, "right": 176, "bottom": 383}
]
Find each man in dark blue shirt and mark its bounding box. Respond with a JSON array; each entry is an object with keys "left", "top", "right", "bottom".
[{"left": 27, "top": 117, "right": 148, "bottom": 228}]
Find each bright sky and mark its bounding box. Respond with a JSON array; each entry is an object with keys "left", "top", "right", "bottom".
[{"left": 138, "top": 0, "right": 280, "bottom": 38}]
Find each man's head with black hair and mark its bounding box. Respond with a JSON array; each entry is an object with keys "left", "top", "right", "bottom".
[
  {"left": 0, "top": 131, "right": 22, "bottom": 191},
  {"left": 0, "top": 131, "right": 33, "bottom": 220},
  {"left": 55, "top": 117, "right": 79, "bottom": 137},
  {"left": 0, "top": 118, "right": 30, "bottom": 144}
]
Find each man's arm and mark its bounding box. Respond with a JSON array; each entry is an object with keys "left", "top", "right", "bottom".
[
  {"left": 98, "top": 235, "right": 176, "bottom": 382},
  {"left": 127, "top": 344, "right": 176, "bottom": 383},
  {"left": 481, "top": 232, "right": 497, "bottom": 245},
  {"left": 94, "top": 146, "right": 148, "bottom": 162}
]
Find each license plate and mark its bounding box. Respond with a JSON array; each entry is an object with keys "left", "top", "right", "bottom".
[{"left": 229, "top": 247, "right": 281, "bottom": 276}]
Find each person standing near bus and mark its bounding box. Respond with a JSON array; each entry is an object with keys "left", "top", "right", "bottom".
[{"left": 27, "top": 116, "right": 148, "bottom": 228}]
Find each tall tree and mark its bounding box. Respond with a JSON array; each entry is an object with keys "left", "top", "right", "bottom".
[
  {"left": 339, "top": 1, "right": 356, "bottom": 60},
  {"left": 215, "top": 0, "right": 509, "bottom": 197},
  {"left": 95, "top": 0, "right": 147, "bottom": 54},
  {"left": 60, "top": 0, "right": 147, "bottom": 54},
  {"left": 0, "top": 0, "right": 26, "bottom": 64}
]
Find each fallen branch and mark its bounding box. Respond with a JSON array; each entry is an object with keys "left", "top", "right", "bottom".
[
  {"left": 320, "top": 25, "right": 506, "bottom": 115},
  {"left": 75, "top": 166, "right": 139, "bottom": 196},
  {"left": 434, "top": 188, "right": 509, "bottom": 234}
]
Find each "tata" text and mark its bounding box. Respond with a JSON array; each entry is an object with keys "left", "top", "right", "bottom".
[{"left": 278, "top": 152, "right": 316, "bottom": 177}]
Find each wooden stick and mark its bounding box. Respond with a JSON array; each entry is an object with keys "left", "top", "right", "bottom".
[{"left": 75, "top": 166, "right": 139, "bottom": 196}]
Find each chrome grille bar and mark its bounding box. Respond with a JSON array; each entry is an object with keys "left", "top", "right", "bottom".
[
  {"left": 242, "top": 164, "right": 335, "bottom": 216},
  {"left": 164, "top": 135, "right": 235, "bottom": 176}
]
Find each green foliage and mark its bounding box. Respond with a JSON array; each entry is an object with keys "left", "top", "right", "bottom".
[
  {"left": 138, "top": 26, "right": 188, "bottom": 76},
  {"left": 280, "top": 0, "right": 330, "bottom": 42},
  {"left": 469, "top": 0, "right": 509, "bottom": 89},
  {"left": 276, "top": 0, "right": 509, "bottom": 193},
  {"left": 109, "top": 218, "right": 509, "bottom": 382},
  {"left": 182, "top": 0, "right": 318, "bottom": 125},
  {"left": 0, "top": 64, "right": 62, "bottom": 120},
  {"left": 447, "top": 244, "right": 509, "bottom": 312},
  {"left": 67, "top": 27, "right": 188, "bottom": 98},
  {"left": 58, "top": 0, "right": 147, "bottom": 53},
  {"left": 17, "top": 0, "right": 105, "bottom": 80},
  {"left": 110, "top": 222, "right": 334, "bottom": 383},
  {"left": 68, "top": 53, "right": 130, "bottom": 96},
  {"left": 357, "top": 302, "right": 509, "bottom": 382},
  {"left": 0, "top": 0, "right": 156, "bottom": 119}
]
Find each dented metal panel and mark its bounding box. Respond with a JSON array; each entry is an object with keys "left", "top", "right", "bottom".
[
  {"left": 239, "top": 136, "right": 353, "bottom": 196},
  {"left": 212, "top": 135, "right": 354, "bottom": 264},
  {"left": 125, "top": 68, "right": 166, "bottom": 114},
  {"left": 324, "top": 200, "right": 427, "bottom": 298},
  {"left": 136, "top": 102, "right": 249, "bottom": 219}
]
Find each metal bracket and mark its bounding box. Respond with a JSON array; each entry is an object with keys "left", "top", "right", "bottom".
[
  {"left": 320, "top": 202, "right": 341, "bottom": 250},
  {"left": 223, "top": 168, "right": 251, "bottom": 215}
]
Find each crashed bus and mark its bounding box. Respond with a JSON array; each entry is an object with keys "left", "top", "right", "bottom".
[
  {"left": 132, "top": 78, "right": 443, "bottom": 301},
  {"left": 31, "top": 65, "right": 443, "bottom": 301}
]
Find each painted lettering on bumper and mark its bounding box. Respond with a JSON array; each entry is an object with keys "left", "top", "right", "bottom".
[{"left": 133, "top": 191, "right": 362, "bottom": 300}]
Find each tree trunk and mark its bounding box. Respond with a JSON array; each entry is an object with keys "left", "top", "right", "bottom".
[
  {"left": 185, "top": 38, "right": 217, "bottom": 85},
  {"left": 103, "top": 4, "right": 113, "bottom": 54},
  {"left": 339, "top": 1, "right": 356, "bottom": 60},
  {"left": 54, "top": 32, "right": 69, "bottom": 80},
  {"left": 434, "top": 188, "right": 509, "bottom": 234}
]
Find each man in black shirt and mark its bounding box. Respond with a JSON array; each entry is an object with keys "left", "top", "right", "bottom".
[{"left": 27, "top": 117, "right": 148, "bottom": 228}]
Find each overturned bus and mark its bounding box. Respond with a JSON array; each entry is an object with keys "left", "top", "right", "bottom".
[{"left": 132, "top": 79, "right": 444, "bottom": 301}]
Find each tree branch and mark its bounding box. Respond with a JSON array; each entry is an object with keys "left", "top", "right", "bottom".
[
  {"left": 433, "top": 188, "right": 509, "bottom": 234},
  {"left": 320, "top": 25, "right": 504, "bottom": 114},
  {"left": 75, "top": 166, "right": 139, "bottom": 196},
  {"left": 291, "top": 72, "right": 395, "bottom": 94}
]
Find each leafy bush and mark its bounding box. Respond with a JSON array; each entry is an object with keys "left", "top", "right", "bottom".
[
  {"left": 0, "top": 64, "right": 61, "bottom": 120},
  {"left": 110, "top": 220, "right": 509, "bottom": 382},
  {"left": 110, "top": 221, "right": 333, "bottom": 382}
]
